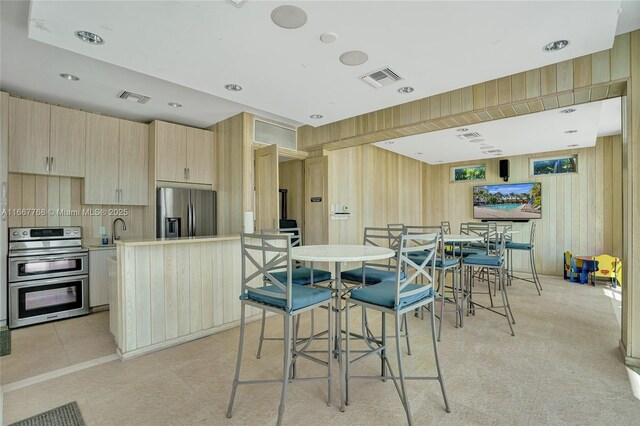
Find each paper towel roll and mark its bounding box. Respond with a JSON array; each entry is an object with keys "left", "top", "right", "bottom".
[{"left": 244, "top": 211, "right": 254, "bottom": 234}]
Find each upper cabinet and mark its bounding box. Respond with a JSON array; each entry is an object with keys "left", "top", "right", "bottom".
[
  {"left": 9, "top": 98, "right": 86, "bottom": 177},
  {"left": 84, "top": 114, "right": 149, "bottom": 205},
  {"left": 118, "top": 120, "right": 148, "bottom": 205},
  {"left": 50, "top": 105, "right": 86, "bottom": 177},
  {"left": 154, "top": 120, "right": 214, "bottom": 186},
  {"left": 9, "top": 97, "right": 51, "bottom": 175}
]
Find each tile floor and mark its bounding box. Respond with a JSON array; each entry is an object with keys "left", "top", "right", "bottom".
[{"left": 2, "top": 275, "right": 640, "bottom": 425}]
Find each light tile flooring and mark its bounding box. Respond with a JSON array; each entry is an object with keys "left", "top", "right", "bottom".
[{"left": 2, "top": 275, "right": 640, "bottom": 425}]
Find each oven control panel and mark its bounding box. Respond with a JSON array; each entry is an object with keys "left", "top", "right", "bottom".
[{"left": 9, "top": 227, "right": 82, "bottom": 241}]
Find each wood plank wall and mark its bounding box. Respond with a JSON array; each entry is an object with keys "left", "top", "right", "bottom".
[
  {"left": 298, "top": 33, "right": 631, "bottom": 151},
  {"left": 114, "top": 238, "right": 260, "bottom": 357},
  {"left": 210, "top": 112, "right": 254, "bottom": 235},
  {"left": 6, "top": 173, "right": 145, "bottom": 242},
  {"left": 278, "top": 160, "right": 305, "bottom": 228},
  {"left": 422, "top": 136, "right": 623, "bottom": 275},
  {"left": 326, "top": 144, "right": 423, "bottom": 245}
]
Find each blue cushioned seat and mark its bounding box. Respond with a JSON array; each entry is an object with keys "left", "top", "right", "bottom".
[
  {"left": 341, "top": 267, "right": 404, "bottom": 285},
  {"left": 505, "top": 242, "right": 533, "bottom": 250},
  {"left": 268, "top": 267, "right": 332, "bottom": 286},
  {"left": 407, "top": 252, "right": 458, "bottom": 268},
  {"left": 445, "top": 247, "right": 485, "bottom": 257},
  {"left": 246, "top": 284, "right": 332, "bottom": 312},
  {"left": 463, "top": 254, "right": 502, "bottom": 267},
  {"left": 350, "top": 280, "right": 436, "bottom": 310}
]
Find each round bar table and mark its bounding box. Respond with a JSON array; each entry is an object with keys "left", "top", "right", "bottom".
[{"left": 291, "top": 244, "right": 394, "bottom": 412}]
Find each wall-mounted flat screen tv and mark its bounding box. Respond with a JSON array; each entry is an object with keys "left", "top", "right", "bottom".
[{"left": 473, "top": 182, "right": 542, "bottom": 220}]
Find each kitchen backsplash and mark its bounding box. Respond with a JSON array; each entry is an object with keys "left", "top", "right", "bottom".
[{"left": 6, "top": 173, "right": 146, "bottom": 242}]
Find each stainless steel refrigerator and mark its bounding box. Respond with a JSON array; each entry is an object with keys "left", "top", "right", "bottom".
[{"left": 156, "top": 187, "right": 217, "bottom": 238}]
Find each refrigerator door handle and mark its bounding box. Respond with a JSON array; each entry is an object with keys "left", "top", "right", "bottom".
[
  {"left": 186, "top": 201, "right": 191, "bottom": 237},
  {"left": 190, "top": 202, "right": 195, "bottom": 236}
]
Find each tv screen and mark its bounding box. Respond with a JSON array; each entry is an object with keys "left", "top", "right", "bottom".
[{"left": 473, "top": 182, "right": 542, "bottom": 220}]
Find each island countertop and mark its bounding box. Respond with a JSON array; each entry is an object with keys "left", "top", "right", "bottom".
[{"left": 114, "top": 234, "right": 240, "bottom": 247}]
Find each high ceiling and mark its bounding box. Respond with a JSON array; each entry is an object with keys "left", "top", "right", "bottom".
[
  {"left": 1, "top": 1, "right": 638, "bottom": 131},
  {"left": 374, "top": 98, "right": 622, "bottom": 164}
]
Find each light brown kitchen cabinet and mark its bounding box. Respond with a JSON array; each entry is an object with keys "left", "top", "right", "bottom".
[
  {"left": 84, "top": 114, "right": 120, "bottom": 204},
  {"left": 8, "top": 97, "right": 51, "bottom": 175},
  {"left": 154, "top": 120, "right": 214, "bottom": 185},
  {"left": 9, "top": 99, "right": 87, "bottom": 177},
  {"left": 84, "top": 114, "right": 149, "bottom": 205},
  {"left": 119, "top": 120, "right": 148, "bottom": 205},
  {"left": 155, "top": 121, "right": 187, "bottom": 182},
  {"left": 50, "top": 105, "right": 86, "bottom": 177}
]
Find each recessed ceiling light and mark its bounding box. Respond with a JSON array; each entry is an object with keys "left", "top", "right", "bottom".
[
  {"left": 228, "top": 0, "right": 247, "bottom": 7},
  {"left": 560, "top": 108, "right": 576, "bottom": 114},
  {"left": 59, "top": 73, "right": 79, "bottom": 81},
  {"left": 320, "top": 33, "right": 338, "bottom": 44},
  {"left": 543, "top": 40, "right": 569, "bottom": 51},
  {"left": 168, "top": 102, "right": 183, "bottom": 108},
  {"left": 567, "top": 144, "right": 580, "bottom": 147},
  {"left": 225, "top": 84, "right": 242, "bottom": 92},
  {"left": 564, "top": 130, "right": 578, "bottom": 134},
  {"left": 456, "top": 128, "right": 469, "bottom": 132},
  {"left": 398, "top": 86, "right": 414, "bottom": 94},
  {"left": 271, "top": 5, "right": 308, "bottom": 29},
  {"left": 75, "top": 30, "right": 104, "bottom": 45},
  {"left": 310, "top": 114, "right": 323, "bottom": 119},
  {"left": 339, "top": 51, "right": 368, "bottom": 66}
]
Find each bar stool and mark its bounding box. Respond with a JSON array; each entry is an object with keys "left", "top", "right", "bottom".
[
  {"left": 345, "top": 232, "right": 451, "bottom": 425},
  {"left": 255, "top": 227, "right": 332, "bottom": 359},
  {"left": 506, "top": 222, "right": 542, "bottom": 295},
  {"left": 227, "top": 233, "right": 334, "bottom": 426},
  {"left": 462, "top": 225, "right": 515, "bottom": 336}
]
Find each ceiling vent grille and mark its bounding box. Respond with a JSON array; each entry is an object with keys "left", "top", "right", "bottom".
[
  {"left": 117, "top": 90, "right": 151, "bottom": 104},
  {"left": 360, "top": 67, "right": 404, "bottom": 88},
  {"left": 457, "top": 132, "right": 483, "bottom": 140}
]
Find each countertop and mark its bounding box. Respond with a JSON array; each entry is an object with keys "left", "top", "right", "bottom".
[{"left": 115, "top": 234, "right": 240, "bottom": 247}]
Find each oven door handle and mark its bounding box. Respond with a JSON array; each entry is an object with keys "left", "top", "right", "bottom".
[
  {"left": 8, "top": 274, "right": 90, "bottom": 288},
  {"left": 9, "top": 254, "right": 88, "bottom": 263}
]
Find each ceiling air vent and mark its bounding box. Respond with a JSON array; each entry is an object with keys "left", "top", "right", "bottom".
[
  {"left": 117, "top": 90, "right": 151, "bottom": 104},
  {"left": 360, "top": 67, "right": 404, "bottom": 88},
  {"left": 457, "top": 132, "right": 483, "bottom": 140}
]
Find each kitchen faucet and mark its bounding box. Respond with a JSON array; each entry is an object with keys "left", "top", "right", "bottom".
[{"left": 112, "top": 217, "right": 127, "bottom": 243}]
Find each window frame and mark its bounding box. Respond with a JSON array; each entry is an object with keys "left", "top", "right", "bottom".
[
  {"left": 530, "top": 154, "right": 578, "bottom": 176},
  {"left": 450, "top": 164, "right": 486, "bottom": 183}
]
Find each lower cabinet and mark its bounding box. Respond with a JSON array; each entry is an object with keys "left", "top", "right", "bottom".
[{"left": 89, "top": 248, "right": 116, "bottom": 308}]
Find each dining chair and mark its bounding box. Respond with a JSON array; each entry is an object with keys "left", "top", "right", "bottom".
[
  {"left": 448, "top": 222, "right": 489, "bottom": 257},
  {"left": 440, "top": 221, "right": 452, "bottom": 234},
  {"left": 255, "top": 227, "right": 332, "bottom": 359},
  {"left": 404, "top": 225, "right": 460, "bottom": 341},
  {"left": 227, "top": 233, "right": 334, "bottom": 426},
  {"left": 342, "top": 225, "right": 411, "bottom": 353},
  {"left": 462, "top": 226, "right": 515, "bottom": 336},
  {"left": 341, "top": 226, "right": 405, "bottom": 285},
  {"left": 505, "top": 222, "right": 542, "bottom": 295},
  {"left": 344, "top": 232, "right": 451, "bottom": 425}
]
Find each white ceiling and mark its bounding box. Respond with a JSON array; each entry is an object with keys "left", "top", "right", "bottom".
[
  {"left": 374, "top": 98, "right": 622, "bottom": 165},
  {"left": 1, "top": 1, "right": 638, "bottom": 132}
]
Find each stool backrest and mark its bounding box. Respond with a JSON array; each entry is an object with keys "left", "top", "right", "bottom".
[
  {"left": 440, "top": 221, "right": 451, "bottom": 234},
  {"left": 528, "top": 222, "right": 537, "bottom": 246},
  {"left": 393, "top": 232, "right": 439, "bottom": 307},
  {"left": 241, "top": 233, "right": 293, "bottom": 312},
  {"left": 362, "top": 226, "right": 403, "bottom": 271},
  {"left": 460, "top": 222, "right": 498, "bottom": 254},
  {"left": 404, "top": 225, "right": 446, "bottom": 264}
]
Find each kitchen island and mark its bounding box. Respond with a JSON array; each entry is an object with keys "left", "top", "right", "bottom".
[{"left": 110, "top": 235, "right": 263, "bottom": 359}]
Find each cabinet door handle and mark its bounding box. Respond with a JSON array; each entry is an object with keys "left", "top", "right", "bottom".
[
  {"left": 187, "top": 167, "right": 190, "bottom": 180},
  {"left": 50, "top": 157, "right": 54, "bottom": 173},
  {"left": 46, "top": 157, "right": 50, "bottom": 172}
]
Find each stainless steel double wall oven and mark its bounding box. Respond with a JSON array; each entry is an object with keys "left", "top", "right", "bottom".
[{"left": 8, "top": 227, "right": 89, "bottom": 328}]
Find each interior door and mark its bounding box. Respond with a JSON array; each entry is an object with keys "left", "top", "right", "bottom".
[
  {"left": 254, "top": 144, "right": 279, "bottom": 232},
  {"left": 304, "top": 156, "right": 328, "bottom": 245}
]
